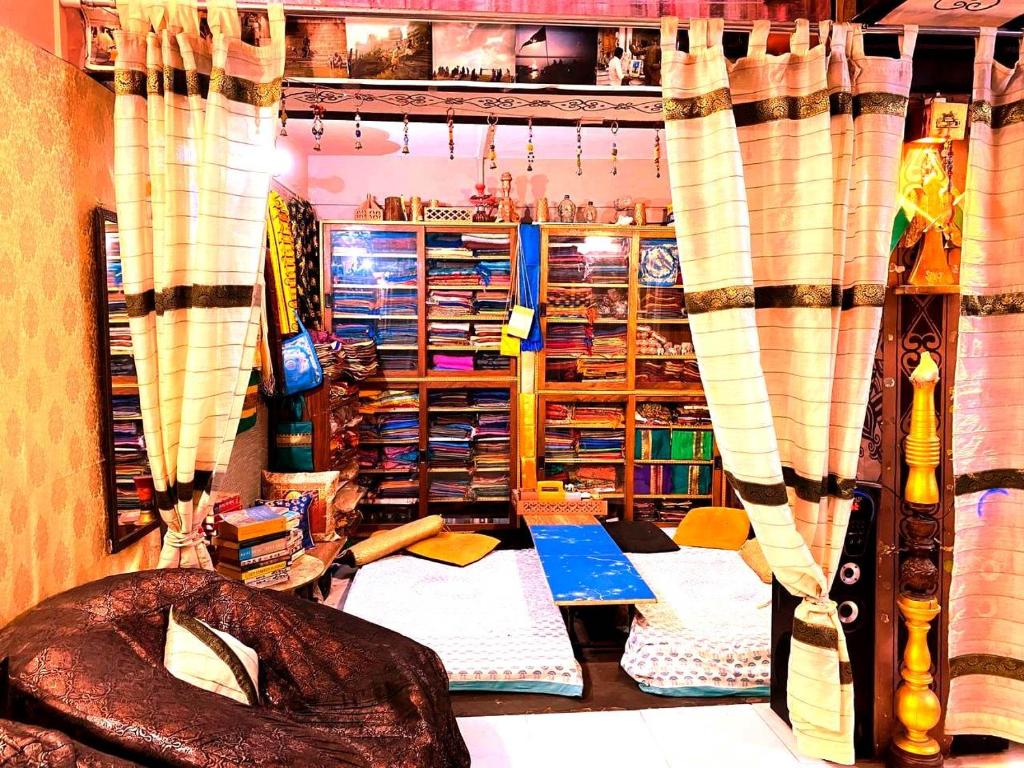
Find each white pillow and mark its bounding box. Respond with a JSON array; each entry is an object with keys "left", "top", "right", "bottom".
[{"left": 164, "top": 607, "right": 259, "bottom": 705}]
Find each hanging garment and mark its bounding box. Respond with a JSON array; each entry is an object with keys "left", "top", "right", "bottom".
[
  {"left": 660, "top": 17, "right": 914, "bottom": 764},
  {"left": 287, "top": 197, "right": 323, "bottom": 330}
]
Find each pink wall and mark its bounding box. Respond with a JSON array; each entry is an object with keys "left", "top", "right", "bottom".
[
  {"left": 307, "top": 155, "right": 671, "bottom": 223},
  {"left": 1, "top": 0, "right": 56, "bottom": 53}
]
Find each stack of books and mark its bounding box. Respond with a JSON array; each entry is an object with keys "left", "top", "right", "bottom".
[
  {"left": 200, "top": 491, "right": 243, "bottom": 545},
  {"left": 213, "top": 506, "right": 291, "bottom": 588}
]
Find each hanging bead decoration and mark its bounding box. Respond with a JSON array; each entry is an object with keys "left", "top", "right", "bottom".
[
  {"left": 353, "top": 99, "right": 363, "bottom": 151},
  {"left": 279, "top": 93, "right": 288, "bottom": 136},
  {"left": 311, "top": 105, "right": 324, "bottom": 152},
  {"left": 402, "top": 113, "right": 410, "bottom": 155},
  {"left": 610, "top": 121, "right": 619, "bottom": 176},
  {"left": 447, "top": 108, "right": 455, "bottom": 160},
  {"left": 488, "top": 115, "right": 498, "bottom": 170},
  {"left": 654, "top": 128, "right": 661, "bottom": 178},
  {"left": 577, "top": 119, "right": 585, "bottom": 178},
  {"left": 526, "top": 117, "right": 535, "bottom": 172}
]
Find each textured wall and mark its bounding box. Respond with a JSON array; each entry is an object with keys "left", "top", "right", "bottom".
[{"left": 0, "top": 26, "right": 161, "bottom": 626}]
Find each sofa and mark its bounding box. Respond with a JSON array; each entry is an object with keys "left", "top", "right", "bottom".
[{"left": 0, "top": 569, "right": 470, "bottom": 768}]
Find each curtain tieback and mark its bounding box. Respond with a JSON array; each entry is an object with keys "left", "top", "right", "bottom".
[
  {"left": 789, "top": 595, "right": 850, "bottom": 745},
  {"left": 164, "top": 528, "right": 205, "bottom": 549}
]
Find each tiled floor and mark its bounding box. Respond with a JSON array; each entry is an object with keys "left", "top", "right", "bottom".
[{"left": 456, "top": 703, "right": 1024, "bottom": 768}]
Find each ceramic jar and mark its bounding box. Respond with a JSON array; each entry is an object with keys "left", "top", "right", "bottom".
[{"left": 557, "top": 194, "right": 577, "bottom": 223}]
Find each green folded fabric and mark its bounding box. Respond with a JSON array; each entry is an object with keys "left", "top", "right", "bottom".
[{"left": 671, "top": 430, "right": 695, "bottom": 460}]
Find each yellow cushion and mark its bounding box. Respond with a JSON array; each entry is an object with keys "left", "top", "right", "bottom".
[
  {"left": 673, "top": 506, "right": 750, "bottom": 551},
  {"left": 405, "top": 531, "right": 500, "bottom": 567},
  {"left": 739, "top": 539, "right": 773, "bottom": 583}
]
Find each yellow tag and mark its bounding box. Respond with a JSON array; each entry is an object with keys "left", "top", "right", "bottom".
[
  {"left": 506, "top": 304, "right": 535, "bottom": 339},
  {"left": 536, "top": 481, "right": 565, "bottom": 501},
  {"left": 500, "top": 325, "right": 521, "bottom": 356}
]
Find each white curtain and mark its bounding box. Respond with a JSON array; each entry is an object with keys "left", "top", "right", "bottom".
[
  {"left": 661, "top": 18, "right": 915, "bottom": 763},
  {"left": 113, "top": 0, "right": 285, "bottom": 568},
  {"left": 947, "top": 27, "right": 1024, "bottom": 743}
]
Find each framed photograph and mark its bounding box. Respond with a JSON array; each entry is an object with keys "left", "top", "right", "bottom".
[
  {"left": 596, "top": 27, "right": 659, "bottom": 86},
  {"left": 432, "top": 22, "right": 515, "bottom": 82},
  {"left": 347, "top": 19, "right": 432, "bottom": 81},
  {"left": 84, "top": 7, "right": 119, "bottom": 70},
  {"left": 515, "top": 25, "right": 597, "bottom": 85},
  {"left": 285, "top": 16, "right": 349, "bottom": 77}
]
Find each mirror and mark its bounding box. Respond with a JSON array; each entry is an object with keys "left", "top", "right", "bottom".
[{"left": 94, "top": 207, "right": 160, "bottom": 552}]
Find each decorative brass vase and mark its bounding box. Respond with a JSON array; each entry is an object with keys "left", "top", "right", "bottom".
[
  {"left": 383, "top": 196, "right": 405, "bottom": 221},
  {"left": 536, "top": 197, "right": 550, "bottom": 223}
]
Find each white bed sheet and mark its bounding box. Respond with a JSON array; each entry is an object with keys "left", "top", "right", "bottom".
[
  {"left": 342, "top": 549, "right": 584, "bottom": 696},
  {"left": 621, "top": 546, "right": 772, "bottom": 695}
]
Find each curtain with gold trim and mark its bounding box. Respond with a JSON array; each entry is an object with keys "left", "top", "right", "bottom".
[
  {"left": 660, "top": 18, "right": 915, "bottom": 763},
  {"left": 113, "top": 0, "right": 284, "bottom": 568},
  {"left": 947, "top": 28, "right": 1024, "bottom": 743}
]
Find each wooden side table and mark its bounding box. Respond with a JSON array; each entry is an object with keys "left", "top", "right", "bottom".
[{"left": 263, "top": 540, "right": 345, "bottom": 600}]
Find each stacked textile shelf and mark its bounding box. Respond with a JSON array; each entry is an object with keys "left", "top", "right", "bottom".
[
  {"left": 425, "top": 229, "right": 513, "bottom": 375},
  {"left": 632, "top": 401, "right": 715, "bottom": 523},
  {"left": 330, "top": 227, "right": 419, "bottom": 376},
  {"left": 343, "top": 550, "right": 583, "bottom": 696},
  {"left": 621, "top": 546, "right": 771, "bottom": 697},
  {"left": 426, "top": 386, "right": 513, "bottom": 524},
  {"left": 356, "top": 388, "right": 420, "bottom": 526},
  {"left": 541, "top": 400, "right": 626, "bottom": 512},
  {"left": 104, "top": 223, "right": 150, "bottom": 528}
]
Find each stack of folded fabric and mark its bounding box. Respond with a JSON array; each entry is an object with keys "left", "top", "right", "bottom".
[
  {"left": 473, "top": 472, "right": 509, "bottom": 500},
  {"left": 428, "top": 439, "right": 472, "bottom": 467},
  {"left": 383, "top": 445, "right": 419, "bottom": 470},
  {"left": 431, "top": 353, "right": 475, "bottom": 372},
  {"left": 374, "top": 478, "right": 420, "bottom": 500},
  {"left": 428, "top": 263, "right": 482, "bottom": 286},
  {"left": 475, "top": 291, "right": 508, "bottom": 315},
  {"left": 339, "top": 259, "right": 417, "bottom": 287},
  {"left": 640, "top": 288, "right": 686, "bottom": 319},
  {"left": 358, "top": 447, "right": 380, "bottom": 469},
  {"left": 545, "top": 359, "right": 578, "bottom": 382},
  {"left": 430, "top": 390, "right": 470, "bottom": 408},
  {"left": 332, "top": 288, "right": 377, "bottom": 315},
  {"left": 429, "top": 476, "right": 471, "bottom": 500},
  {"left": 576, "top": 358, "right": 627, "bottom": 381},
  {"left": 547, "top": 244, "right": 586, "bottom": 282},
  {"left": 583, "top": 250, "right": 628, "bottom": 283},
  {"left": 635, "top": 325, "right": 692, "bottom": 356},
  {"left": 112, "top": 394, "right": 142, "bottom": 419},
  {"left": 462, "top": 232, "right": 510, "bottom": 252},
  {"left": 545, "top": 402, "right": 572, "bottom": 423},
  {"left": 476, "top": 259, "right": 511, "bottom": 289},
  {"left": 333, "top": 324, "right": 380, "bottom": 380},
  {"left": 378, "top": 414, "right": 419, "bottom": 442},
  {"left": 474, "top": 438, "right": 510, "bottom": 469},
  {"left": 109, "top": 326, "right": 134, "bottom": 353},
  {"left": 378, "top": 349, "right": 418, "bottom": 374},
  {"left": 374, "top": 325, "right": 418, "bottom": 346},
  {"left": 636, "top": 402, "right": 673, "bottom": 425},
  {"left": 431, "top": 416, "right": 474, "bottom": 439},
  {"left": 671, "top": 403, "right": 712, "bottom": 426},
  {"left": 544, "top": 428, "right": 575, "bottom": 460},
  {"left": 547, "top": 286, "right": 595, "bottom": 318},
  {"left": 571, "top": 465, "right": 620, "bottom": 494},
  {"left": 362, "top": 389, "right": 419, "bottom": 412},
  {"left": 633, "top": 464, "right": 712, "bottom": 496},
  {"left": 573, "top": 405, "right": 625, "bottom": 427},
  {"left": 475, "top": 352, "right": 508, "bottom": 371},
  {"left": 370, "top": 230, "right": 418, "bottom": 255},
  {"left": 428, "top": 322, "right": 471, "bottom": 347},
  {"left": 591, "top": 326, "right": 627, "bottom": 357},
  {"left": 329, "top": 382, "right": 360, "bottom": 471},
  {"left": 578, "top": 429, "right": 625, "bottom": 459},
  {"left": 470, "top": 324, "right": 502, "bottom": 348},
  {"left": 379, "top": 291, "right": 417, "bottom": 315},
  {"left": 427, "top": 290, "right": 474, "bottom": 316},
  {"left": 476, "top": 412, "right": 510, "bottom": 438},
  {"left": 110, "top": 355, "right": 136, "bottom": 376},
  {"left": 472, "top": 389, "right": 510, "bottom": 409},
  {"left": 547, "top": 324, "right": 591, "bottom": 356}
]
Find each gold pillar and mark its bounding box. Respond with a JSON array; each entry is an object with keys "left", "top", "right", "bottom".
[{"left": 890, "top": 351, "right": 944, "bottom": 768}]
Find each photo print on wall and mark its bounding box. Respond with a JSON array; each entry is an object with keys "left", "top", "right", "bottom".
[
  {"left": 596, "top": 27, "right": 660, "bottom": 86},
  {"left": 347, "top": 19, "right": 432, "bottom": 80},
  {"left": 432, "top": 23, "right": 516, "bottom": 83},
  {"left": 515, "top": 25, "right": 597, "bottom": 85},
  {"left": 285, "top": 16, "right": 350, "bottom": 77}
]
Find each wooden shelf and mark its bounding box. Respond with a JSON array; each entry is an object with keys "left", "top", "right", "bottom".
[
  {"left": 333, "top": 313, "right": 418, "bottom": 320},
  {"left": 427, "top": 313, "right": 506, "bottom": 321},
  {"left": 894, "top": 284, "right": 960, "bottom": 295},
  {"left": 548, "top": 282, "right": 629, "bottom": 289},
  {"left": 634, "top": 494, "right": 712, "bottom": 499},
  {"left": 359, "top": 439, "right": 419, "bottom": 445},
  {"left": 545, "top": 316, "right": 627, "bottom": 324},
  {"left": 635, "top": 354, "right": 697, "bottom": 360},
  {"left": 544, "top": 457, "right": 625, "bottom": 464},
  {"left": 333, "top": 283, "right": 417, "bottom": 290},
  {"left": 635, "top": 459, "right": 714, "bottom": 465},
  {"left": 637, "top": 316, "right": 689, "bottom": 324},
  {"left": 426, "top": 284, "right": 508, "bottom": 291}
]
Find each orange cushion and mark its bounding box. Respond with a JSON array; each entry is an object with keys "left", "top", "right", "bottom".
[{"left": 673, "top": 506, "right": 750, "bottom": 551}]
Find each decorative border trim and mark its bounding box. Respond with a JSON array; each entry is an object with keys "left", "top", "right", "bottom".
[
  {"left": 793, "top": 617, "right": 839, "bottom": 649},
  {"left": 754, "top": 284, "right": 839, "bottom": 310},
  {"left": 842, "top": 283, "right": 886, "bottom": 310},
  {"left": 725, "top": 470, "right": 789, "bottom": 507},
  {"left": 961, "top": 291, "right": 1024, "bottom": 316},
  {"left": 853, "top": 92, "right": 909, "bottom": 118},
  {"left": 733, "top": 89, "right": 829, "bottom": 127},
  {"left": 685, "top": 286, "right": 754, "bottom": 315},
  {"left": 171, "top": 609, "right": 259, "bottom": 705},
  {"left": 954, "top": 468, "right": 1024, "bottom": 496},
  {"left": 125, "top": 285, "right": 255, "bottom": 317},
  {"left": 950, "top": 653, "right": 1024, "bottom": 682},
  {"left": 663, "top": 88, "right": 733, "bottom": 121}
]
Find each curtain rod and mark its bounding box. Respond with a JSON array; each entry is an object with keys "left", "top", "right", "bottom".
[{"left": 61, "top": 0, "right": 1024, "bottom": 38}]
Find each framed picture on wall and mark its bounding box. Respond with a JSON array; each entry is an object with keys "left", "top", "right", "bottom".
[
  {"left": 346, "top": 19, "right": 432, "bottom": 80},
  {"left": 432, "top": 22, "right": 515, "bottom": 82},
  {"left": 515, "top": 25, "right": 597, "bottom": 85},
  {"left": 285, "top": 16, "right": 350, "bottom": 77}
]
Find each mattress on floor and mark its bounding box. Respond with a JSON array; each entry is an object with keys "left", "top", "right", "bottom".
[
  {"left": 621, "top": 546, "right": 771, "bottom": 697},
  {"left": 342, "top": 549, "right": 584, "bottom": 696}
]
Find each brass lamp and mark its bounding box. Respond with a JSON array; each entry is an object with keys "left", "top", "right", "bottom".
[{"left": 890, "top": 351, "right": 944, "bottom": 768}]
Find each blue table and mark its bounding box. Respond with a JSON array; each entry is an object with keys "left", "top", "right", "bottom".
[{"left": 525, "top": 515, "right": 656, "bottom": 607}]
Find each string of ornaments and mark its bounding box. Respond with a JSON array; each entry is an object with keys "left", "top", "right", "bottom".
[
  {"left": 488, "top": 115, "right": 498, "bottom": 170},
  {"left": 654, "top": 128, "right": 661, "bottom": 178},
  {"left": 402, "top": 113, "right": 410, "bottom": 155},
  {"left": 576, "top": 120, "right": 583, "bottom": 176},
  {"left": 447, "top": 109, "right": 455, "bottom": 160},
  {"left": 353, "top": 100, "right": 362, "bottom": 151},
  {"left": 526, "top": 117, "right": 535, "bottom": 172}
]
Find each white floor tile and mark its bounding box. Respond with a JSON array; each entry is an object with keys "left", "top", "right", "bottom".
[
  {"left": 457, "top": 715, "right": 534, "bottom": 768},
  {"left": 522, "top": 709, "right": 669, "bottom": 768},
  {"left": 644, "top": 704, "right": 803, "bottom": 768},
  {"left": 947, "top": 743, "right": 1024, "bottom": 768}
]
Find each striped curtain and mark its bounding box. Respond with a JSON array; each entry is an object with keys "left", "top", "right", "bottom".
[
  {"left": 947, "top": 28, "right": 1024, "bottom": 743},
  {"left": 113, "top": 0, "right": 284, "bottom": 568},
  {"left": 660, "top": 18, "right": 914, "bottom": 763}
]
